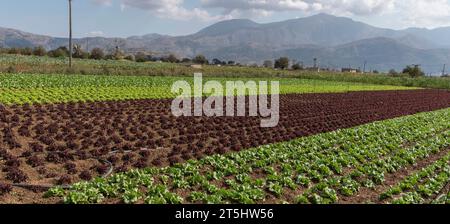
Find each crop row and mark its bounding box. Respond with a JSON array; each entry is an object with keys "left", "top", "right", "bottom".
[
  {"left": 1, "top": 90, "right": 449, "bottom": 188},
  {"left": 0, "top": 74, "right": 417, "bottom": 105},
  {"left": 45, "top": 108, "right": 450, "bottom": 204},
  {"left": 0, "top": 73, "right": 419, "bottom": 89},
  {"left": 379, "top": 152, "right": 450, "bottom": 204}
]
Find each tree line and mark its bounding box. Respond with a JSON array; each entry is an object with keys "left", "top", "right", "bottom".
[
  {"left": 0, "top": 45, "right": 237, "bottom": 65},
  {"left": 0, "top": 46, "right": 435, "bottom": 78}
]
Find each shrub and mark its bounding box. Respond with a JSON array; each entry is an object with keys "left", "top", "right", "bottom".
[
  {"left": 33, "top": 46, "right": 47, "bottom": 56},
  {"left": 274, "top": 57, "right": 289, "bottom": 69},
  {"left": 81, "top": 52, "right": 90, "bottom": 59},
  {"left": 135, "top": 52, "right": 147, "bottom": 62},
  {"left": 90, "top": 48, "right": 105, "bottom": 60},
  {"left": 403, "top": 65, "right": 425, "bottom": 78},
  {"left": 388, "top": 69, "right": 398, "bottom": 76},
  {"left": 181, "top": 58, "right": 192, "bottom": 63},
  {"left": 48, "top": 48, "right": 68, "bottom": 58},
  {"left": 72, "top": 44, "right": 87, "bottom": 59},
  {"left": 212, "top": 58, "right": 223, "bottom": 65},
  {"left": 124, "top": 54, "right": 135, "bottom": 61},
  {"left": 193, "top": 54, "right": 208, "bottom": 64},
  {"left": 21, "top": 47, "right": 33, "bottom": 56},
  {"left": 166, "top": 54, "right": 179, "bottom": 63},
  {"left": 104, "top": 54, "right": 115, "bottom": 60},
  {"left": 292, "top": 63, "right": 303, "bottom": 70},
  {"left": 263, "top": 60, "right": 273, "bottom": 68},
  {"left": 8, "top": 48, "right": 20, "bottom": 54},
  {"left": 113, "top": 47, "right": 125, "bottom": 60}
]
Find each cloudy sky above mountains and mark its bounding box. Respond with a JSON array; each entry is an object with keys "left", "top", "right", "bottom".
[{"left": 1, "top": 0, "right": 450, "bottom": 37}]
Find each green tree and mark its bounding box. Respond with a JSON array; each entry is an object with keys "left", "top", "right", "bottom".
[
  {"left": 33, "top": 46, "right": 47, "bottom": 56},
  {"left": 181, "top": 58, "right": 192, "bottom": 63},
  {"left": 48, "top": 48, "right": 68, "bottom": 58},
  {"left": 263, "top": 60, "right": 273, "bottom": 68},
  {"left": 291, "top": 63, "right": 303, "bottom": 70},
  {"left": 47, "top": 48, "right": 69, "bottom": 58},
  {"left": 193, "top": 54, "right": 208, "bottom": 64},
  {"left": 167, "top": 54, "right": 179, "bottom": 63},
  {"left": 8, "top": 48, "right": 20, "bottom": 54},
  {"left": 388, "top": 69, "right": 398, "bottom": 76},
  {"left": 212, "top": 58, "right": 223, "bottom": 65},
  {"left": 90, "top": 48, "right": 105, "bottom": 60},
  {"left": 72, "top": 44, "right": 86, "bottom": 59},
  {"left": 274, "top": 57, "right": 289, "bottom": 69},
  {"left": 135, "top": 52, "right": 148, "bottom": 62},
  {"left": 402, "top": 65, "right": 425, "bottom": 78},
  {"left": 21, "top": 47, "right": 33, "bottom": 56}
]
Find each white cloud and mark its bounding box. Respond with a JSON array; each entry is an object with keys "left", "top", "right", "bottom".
[
  {"left": 93, "top": 0, "right": 227, "bottom": 21},
  {"left": 92, "top": 0, "right": 450, "bottom": 28},
  {"left": 92, "top": 0, "right": 113, "bottom": 6},
  {"left": 87, "top": 31, "right": 105, "bottom": 37},
  {"left": 201, "top": 0, "right": 394, "bottom": 16},
  {"left": 393, "top": 0, "right": 450, "bottom": 28},
  {"left": 202, "top": 0, "right": 450, "bottom": 28}
]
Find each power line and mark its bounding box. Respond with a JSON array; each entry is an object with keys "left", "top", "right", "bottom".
[{"left": 68, "top": 0, "right": 73, "bottom": 68}]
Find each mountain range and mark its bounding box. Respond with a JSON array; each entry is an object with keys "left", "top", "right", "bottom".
[{"left": 1, "top": 13, "right": 450, "bottom": 74}]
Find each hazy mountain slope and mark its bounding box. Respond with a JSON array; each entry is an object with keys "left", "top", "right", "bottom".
[
  {"left": 0, "top": 27, "right": 54, "bottom": 48},
  {"left": 404, "top": 27, "right": 450, "bottom": 48},
  {"left": 199, "top": 37, "right": 450, "bottom": 73},
  {"left": 1, "top": 14, "right": 450, "bottom": 73}
]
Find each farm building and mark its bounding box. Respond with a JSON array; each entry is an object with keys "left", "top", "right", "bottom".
[{"left": 341, "top": 68, "right": 360, "bottom": 73}]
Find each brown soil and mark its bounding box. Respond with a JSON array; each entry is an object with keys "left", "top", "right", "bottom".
[{"left": 1, "top": 89, "right": 449, "bottom": 203}]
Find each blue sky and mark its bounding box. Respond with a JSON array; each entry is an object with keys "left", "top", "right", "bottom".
[{"left": 1, "top": 0, "right": 450, "bottom": 38}]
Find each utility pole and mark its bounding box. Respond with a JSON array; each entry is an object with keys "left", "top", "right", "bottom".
[
  {"left": 313, "top": 58, "right": 320, "bottom": 72},
  {"left": 442, "top": 64, "right": 446, "bottom": 76},
  {"left": 68, "top": 0, "right": 73, "bottom": 67}
]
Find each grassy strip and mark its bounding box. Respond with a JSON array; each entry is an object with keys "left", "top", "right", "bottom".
[
  {"left": 46, "top": 108, "right": 450, "bottom": 204},
  {"left": 1, "top": 54, "right": 449, "bottom": 89},
  {"left": 0, "top": 74, "right": 416, "bottom": 105}
]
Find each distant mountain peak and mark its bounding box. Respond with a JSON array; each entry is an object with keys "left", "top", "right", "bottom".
[
  {"left": 309, "top": 13, "right": 338, "bottom": 18},
  {"left": 196, "top": 19, "right": 260, "bottom": 36},
  {"left": 305, "top": 13, "right": 350, "bottom": 21},
  {"left": 3, "top": 14, "right": 450, "bottom": 73}
]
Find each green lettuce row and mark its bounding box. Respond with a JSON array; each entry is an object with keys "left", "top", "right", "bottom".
[{"left": 46, "top": 108, "right": 450, "bottom": 204}]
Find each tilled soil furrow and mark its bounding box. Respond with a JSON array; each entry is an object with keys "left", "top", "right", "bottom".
[{"left": 0, "top": 90, "right": 450, "bottom": 188}]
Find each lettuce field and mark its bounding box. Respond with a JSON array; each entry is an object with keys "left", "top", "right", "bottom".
[{"left": 0, "top": 71, "right": 449, "bottom": 204}]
